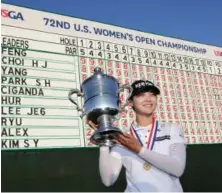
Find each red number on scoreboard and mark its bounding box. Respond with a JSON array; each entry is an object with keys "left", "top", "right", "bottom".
[
  {"left": 116, "top": 62, "right": 120, "bottom": 68},
  {"left": 194, "top": 79, "right": 198, "bottom": 84},
  {"left": 209, "top": 128, "right": 214, "bottom": 135},
  {"left": 154, "top": 68, "right": 158, "bottom": 73},
  {"left": 181, "top": 78, "right": 185, "bottom": 83},
  {"left": 176, "top": 84, "right": 181, "bottom": 90},
  {"left": 173, "top": 105, "right": 177, "bottom": 111},
  {"left": 186, "top": 106, "right": 191, "bottom": 112},
  {"left": 164, "top": 89, "right": 168, "bottom": 96},
  {"left": 156, "top": 81, "right": 161, "bottom": 87},
  {"left": 161, "top": 75, "right": 166, "bottom": 81},
  {"left": 187, "top": 113, "right": 192, "bottom": 119},
  {"left": 82, "top": 74, "right": 87, "bottom": 81},
  {"left": 190, "top": 128, "right": 195, "bottom": 135},
  {"left": 184, "top": 128, "right": 189, "bottom": 135},
  {"left": 165, "top": 97, "right": 169, "bottom": 104},
  {"left": 161, "top": 112, "right": 165, "bottom": 119},
  {"left": 125, "top": 79, "right": 130, "bottom": 84},
  {"left": 90, "top": 58, "right": 95, "bottom": 65},
  {"left": 204, "top": 136, "right": 209, "bottom": 143},
  {"left": 129, "top": 111, "right": 134, "bottom": 118},
  {"left": 192, "top": 107, "right": 196, "bottom": 112},
  {"left": 160, "top": 68, "right": 164, "bottom": 74},
  {"left": 172, "top": 98, "right": 177, "bottom": 104},
  {"left": 81, "top": 65, "right": 87, "bottom": 72},
  {"left": 116, "top": 69, "right": 121, "bottom": 76},
  {"left": 198, "top": 136, "right": 203, "bottom": 143},
  {"left": 174, "top": 113, "right": 179, "bottom": 119},
  {"left": 146, "top": 67, "right": 151, "bottom": 72},
  {"left": 168, "top": 76, "right": 173, "bottom": 82},
  {"left": 154, "top": 74, "right": 159, "bottom": 80},
  {"left": 124, "top": 63, "right": 128, "bottom": 69},
  {"left": 166, "top": 105, "right": 171, "bottom": 111},
  {"left": 159, "top": 97, "right": 163, "bottom": 103},
  {"left": 186, "top": 136, "right": 190, "bottom": 144},
  {"left": 192, "top": 136, "right": 196, "bottom": 143},
  {"left": 180, "top": 106, "right": 184, "bottom": 112},
  {"left": 168, "top": 113, "right": 172, "bottom": 119},
  {"left": 175, "top": 77, "right": 179, "bottom": 82},
  {"left": 194, "top": 114, "right": 198, "bottom": 120},
  {"left": 197, "top": 128, "right": 201, "bottom": 135},
  {"left": 121, "top": 111, "right": 126, "bottom": 117},
  {"left": 167, "top": 69, "right": 171, "bottom": 74},
  {"left": 124, "top": 70, "right": 129, "bottom": 77},
  {"left": 132, "top": 65, "right": 137, "bottom": 70},
  {"left": 179, "top": 99, "right": 183, "bottom": 105},
  {"left": 210, "top": 136, "right": 215, "bottom": 143},
  {"left": 139, "top": 65, "right": 143, "bottom": 71},
  {"left": 159, "top": 104, "right": 164, "bottom": 111},
  {"left": 201, "top": 114, "right": 205, "bottom": 120},
  {"left": 122, "top": 119, "right": 128, "bottom": 127},
  {"left": 80, "top": 57, "right": 86, "bottom": 64},
  {"left": 90, "top": 66, "right": 94, "bottom": 73},
  {"left": 203, "top": 128, "right": 208, "bottom": 135},
  {"left": 98, "top": 60, "right": 103, "bottom": 65},
  {"left": 108, "top": 61, "right": 112, "bottom": 67},
  {"left": 108, "top": 68, "right": 113, "bottom": 75},
  {"left": 181, "top": 113, "right": 186, "bottom": 120}
]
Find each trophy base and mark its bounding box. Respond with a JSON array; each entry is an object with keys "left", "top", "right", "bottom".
[
  {"left": 90, "top": 129, "right": 122, "bottom": 147},
  {"left": 90, "top": 114, "right": 122, "bottom": 147}
]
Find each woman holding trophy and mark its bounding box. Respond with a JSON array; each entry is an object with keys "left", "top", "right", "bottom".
[{"left": 87, "top": 79, "right": 187, "bottom": 192}]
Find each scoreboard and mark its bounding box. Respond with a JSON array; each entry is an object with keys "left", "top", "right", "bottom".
[{"left": 1, "top": 3, "right": 222, "bottom": 150}]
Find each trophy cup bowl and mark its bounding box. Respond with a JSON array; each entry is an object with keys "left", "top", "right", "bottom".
[{"left": 68, "top": 67, "right": 132, "bottom": 146}]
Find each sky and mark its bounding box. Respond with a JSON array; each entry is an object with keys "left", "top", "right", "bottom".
[{"left": 2, "top": 0, "right": 222, "bottom": 47}]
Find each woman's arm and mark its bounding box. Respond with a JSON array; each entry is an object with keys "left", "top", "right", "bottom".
[
  {"left": 99, "top": 146, "right": 122, "bottom": 186},
  {"left": 138, "top": 143, "right": 186, "bottom": 177}
]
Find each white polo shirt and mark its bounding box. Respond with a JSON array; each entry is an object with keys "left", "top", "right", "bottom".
[{"left": 110, "top": 121, "right": 186, "bottom": 192}]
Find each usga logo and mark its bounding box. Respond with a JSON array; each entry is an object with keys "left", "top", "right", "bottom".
[
  {"left": 214, "top": 50, "right": 222, "bottom": 57},
  {"left": 1, "top": 9, "right": 24, "bottom": 20}
]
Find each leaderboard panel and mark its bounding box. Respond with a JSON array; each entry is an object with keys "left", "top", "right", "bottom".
[
  {"left": 1, "top": 28, "right": 84, "bottom": 150},
  {"left": 1, "top": 3, "right": 222, "bottom": 150}
]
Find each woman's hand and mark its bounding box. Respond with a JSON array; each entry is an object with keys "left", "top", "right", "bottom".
[
  {"left": 114, "top": 132, "right": 142, "bottom": 153},
  {"left": 86, "top": 120, "right": 98, "bottom": 130}
]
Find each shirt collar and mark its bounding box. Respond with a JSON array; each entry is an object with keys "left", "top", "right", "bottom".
[{"left": 132, "top": 122, "right": 152, "bottom": 131}]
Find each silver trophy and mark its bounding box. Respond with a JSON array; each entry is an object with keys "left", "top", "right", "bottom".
[{"left": 68, "top": 67, "right": 132, "bottom": 146}]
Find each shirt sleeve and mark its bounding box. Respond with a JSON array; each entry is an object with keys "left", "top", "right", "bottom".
[
  {"left": 137, "top": 123, "right": 187, "bottom": 177},
  {"left": 138, "top": 143, "right": 186, "bottom": 177},
  {"left": 170, "top": 124, "right": 186, "bottom": 145},
  {"left": 99, "top": 146, "right": 122, "bottom": 186}
]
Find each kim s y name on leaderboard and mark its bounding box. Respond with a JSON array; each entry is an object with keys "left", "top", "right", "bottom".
[{"left": 87, "top": 80, "right": 187, "bottom": 192}]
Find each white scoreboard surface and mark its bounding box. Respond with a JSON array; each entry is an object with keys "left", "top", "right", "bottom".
[{"left": 1, "top": 3, "right": 222, "bottom": 150}]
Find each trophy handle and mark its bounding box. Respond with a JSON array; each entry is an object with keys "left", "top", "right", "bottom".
[
  {"left": 68, "top": 89, "right": 84, "bottom": 112},
  {"left": 118, "top": 84, "right": 133, "bottom": 113}
]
